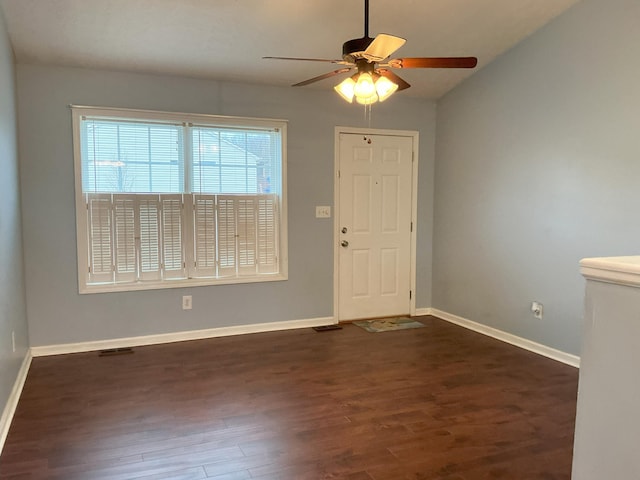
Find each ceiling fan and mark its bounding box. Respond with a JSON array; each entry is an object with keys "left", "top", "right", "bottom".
[{"left": 263, "top": 0, "right": 478, "bottom": 104}]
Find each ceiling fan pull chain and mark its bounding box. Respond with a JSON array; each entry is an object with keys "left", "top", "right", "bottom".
[{"left": 364, "top": 103, "right": 373, "bottom": 128}]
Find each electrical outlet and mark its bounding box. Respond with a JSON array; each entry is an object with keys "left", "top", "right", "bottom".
[
  {"left": 315, "top": 206, "right": 331, "bottom": 218},
  {"left": 531, "top": 301, "right": 543, "bottom": 320},
  {"left": 182, "top": 295, "right": 192, "bottom": 310},
  {"left": 12, "top": 331, "right": 15, "bottom": 353}
]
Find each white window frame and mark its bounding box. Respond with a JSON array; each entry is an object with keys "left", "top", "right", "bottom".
[{"left": 72, "top": 106, "right": 288, "bottom": 294}]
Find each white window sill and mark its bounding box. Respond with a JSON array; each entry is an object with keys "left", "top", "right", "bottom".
[{"left": 79, "top": 273, "right": 288, "bottom": 294}]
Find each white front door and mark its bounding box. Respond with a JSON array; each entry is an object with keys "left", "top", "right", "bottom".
[{"left": 337, "top": 132, "right": 414, "bottom": 320}]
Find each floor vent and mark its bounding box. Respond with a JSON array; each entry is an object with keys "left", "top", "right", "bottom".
[
  {"left": 312, "top": 325, "right": 343, "bottom": 332},
  {"left": 99, "top": 347, "right": 134, "bottom": 356}
]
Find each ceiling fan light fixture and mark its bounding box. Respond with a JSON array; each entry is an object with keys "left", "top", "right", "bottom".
[
  {"left": 265, "top": 0, "right": 479, "bottom": 107},
  {"left": 334, "top": 77, "right": 356, "bottom": 103},
  {"left": 335, "top": 67, "right": 399, "bottom": 105},
  {"left": 353, "top": 72, "right": 377, "bottom": 100},
  {"left": 375, "top": 75, "right": 398, "bottom": 102}
]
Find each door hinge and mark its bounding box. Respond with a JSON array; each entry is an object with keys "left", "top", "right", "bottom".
[
  {"left": 410, "top": 221, "right": 413, "bottom": 232},
  {"left": 409, "top": 290, "right": 412, "bottom": 300}
]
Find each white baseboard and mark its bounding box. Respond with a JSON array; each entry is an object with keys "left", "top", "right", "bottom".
[
  {"left": 415, "top": 308, "right": 580, "bottom": 368},
  {"left": 30, "top": 316, "right": 336, "bottom": 357},
  {"left": 0, "top": 350, "right": 32, "bottom": 454}
]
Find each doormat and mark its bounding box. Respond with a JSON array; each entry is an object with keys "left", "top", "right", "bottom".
[{"left": 353, "top": 317, "right": 425, "bottom": 333}]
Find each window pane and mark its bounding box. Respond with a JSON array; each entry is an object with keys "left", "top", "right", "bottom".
[
  {"left": 191, "top": 127, "right": 279, "bottom": 195},
  {"left": 83, "top": 120, "right": 183, "bottom": 193}
]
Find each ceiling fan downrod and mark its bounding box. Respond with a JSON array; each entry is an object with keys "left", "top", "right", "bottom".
[
  {"left": 364, "top": 0, "right": 369, "bottom": 38},
  {"left": 342, "top": 0, "right": 375, "bottom": 60}
]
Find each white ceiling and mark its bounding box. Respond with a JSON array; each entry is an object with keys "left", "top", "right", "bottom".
[{"left": 0, "top": 0, "right": 580, "bottom": 99}]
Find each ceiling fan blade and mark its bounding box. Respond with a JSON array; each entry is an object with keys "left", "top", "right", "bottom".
[
  {"left": 376, "top": 69, "right": 411, "bottom": 91},
  {"left": 263, "top": 56, "right": 352, "bottom": 65},
  {"left": 363, "top": 34, "right": 406, "bottom": 62},
  {"left": 386, "top": 57, "right": 478, "bottom": 69},
  {"left": 292, "top": 68, "right": 353, "bottom": 87}
]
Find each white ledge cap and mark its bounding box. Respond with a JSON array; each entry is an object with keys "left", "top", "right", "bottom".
[{"left": 580, "top": 256, "right": 640, "bottom": 287}]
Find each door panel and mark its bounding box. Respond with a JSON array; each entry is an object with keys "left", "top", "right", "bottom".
[
  {"left": 338, "top": 133, "right": 413, "bottom": 320},
  {"left": 352, "top": 250, "right": 371, "bottom": 297},
  {"left": 380, "top": 248, "right": 400, "bottom": 296},
  {"left": 352, "top": 175, "right": 372, "bottom": 233},
  {"left": 381, "top": 175, "right": 400, "bottom": 232}
]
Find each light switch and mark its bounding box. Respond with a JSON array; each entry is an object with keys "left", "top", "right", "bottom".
[{"left": 316, "top": 206, "right": 331, "bottom": 218}]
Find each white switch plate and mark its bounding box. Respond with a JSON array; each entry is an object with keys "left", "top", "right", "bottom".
[
  {"left": 182, "top": 295, "right": 192, "bottom": 310},
  {"left": 316, "top": 206, "right": 331, "bottom": 218}
]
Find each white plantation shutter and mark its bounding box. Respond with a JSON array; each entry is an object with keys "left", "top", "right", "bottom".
[
  {"left": 161, "top": 196, "right": 185, "bottom": 279},
  {"left": 217, "top": 197, "right": 237, "bottom": 277},
  {"left": 86, "top": 193, "right": 186, "bottom": 283},
  {"left": 257, "top": 195, "right": 278, "bottom": 274},
  {"left": 236, "top": 197, "right": 258, "bottom": 276},
  {"left": 191, "top": 194, "right": 279, "bottom": 278},
  {"left": 87, "top": 194, "right": 114, "bottom": 283},
  {"left": 192, "top": 195, "right": 217, "bottom": 278},
  {"left": 74, "top": 107, "right": 285, "bottom": 291},
  {"left": 113, "top": 196, "right": 137, "bottom": 283},
  {"left": 138, "top": 196, "right": 161, "bottom": 281}
]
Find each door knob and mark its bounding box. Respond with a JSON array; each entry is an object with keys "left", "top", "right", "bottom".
[
  {"left": 341, "top": 240, "right": 349, "bottom": 247},
  {"left": 341, "top": 227, "right": 348, "bottom": 234}
]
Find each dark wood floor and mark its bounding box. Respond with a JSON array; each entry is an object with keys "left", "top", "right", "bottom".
[{"left": 0, "top": 316, "right": 578, "bottom": 480}]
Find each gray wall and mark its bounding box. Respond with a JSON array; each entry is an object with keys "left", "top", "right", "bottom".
[
  {"left": 0, "top": 7, "right": 29, "bottom": 417},
  {"left": 16, "top": 64, "right": 436, "bottom": 347},
  {"left": 433, "top": 0, "right": 640, "bottom": 355}
]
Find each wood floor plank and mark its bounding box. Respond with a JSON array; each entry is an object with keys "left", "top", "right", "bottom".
[{"left": 0, "top": 317, "right": 578, "bottom": 479}]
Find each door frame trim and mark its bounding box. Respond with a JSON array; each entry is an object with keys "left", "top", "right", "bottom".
[{"left": 333, "top": 126, "right": 419, "bottom": 322}]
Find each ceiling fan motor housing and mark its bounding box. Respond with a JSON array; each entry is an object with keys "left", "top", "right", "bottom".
[{"left": 342, "top": 37, "right": 374, "bottom": 62}]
